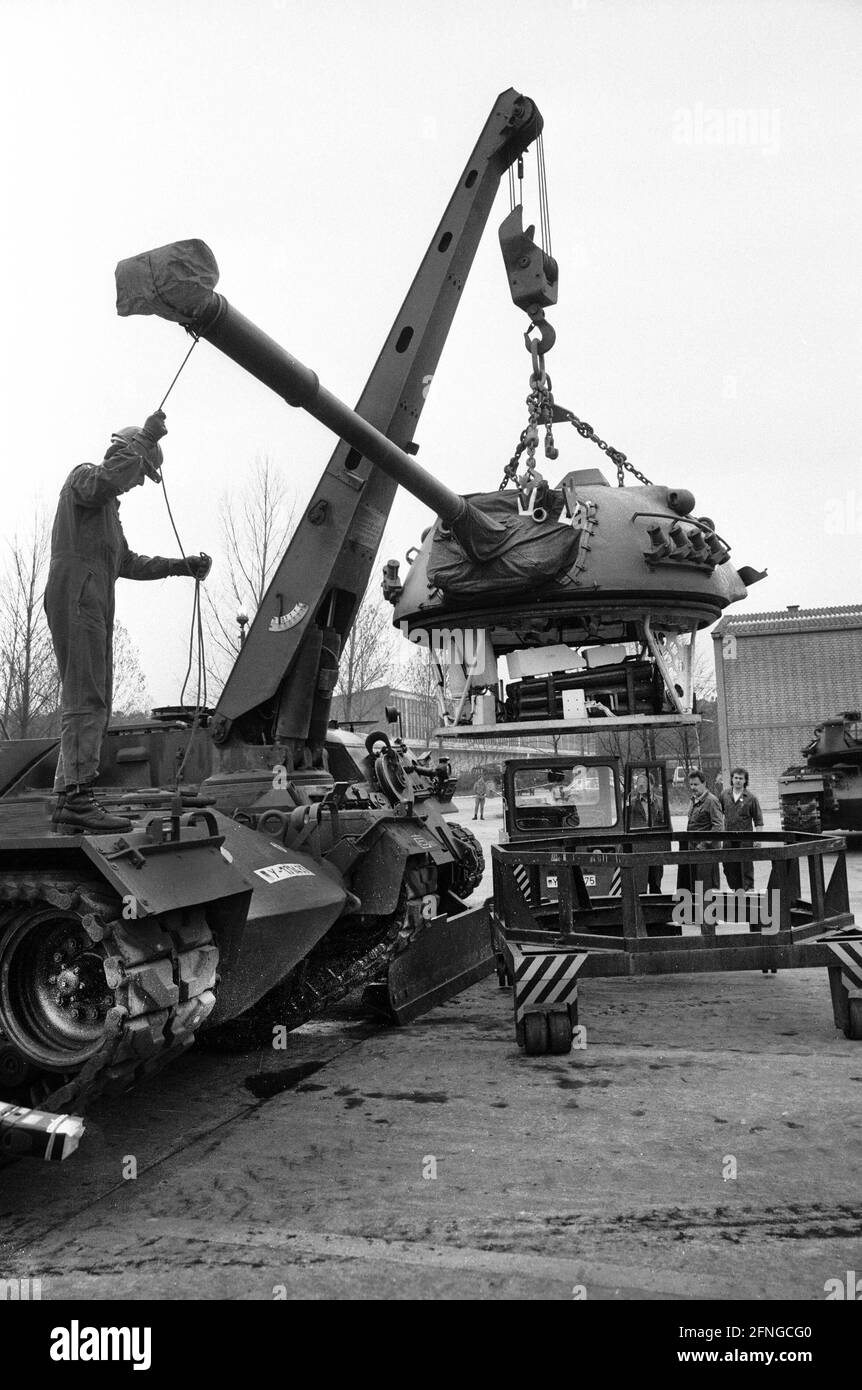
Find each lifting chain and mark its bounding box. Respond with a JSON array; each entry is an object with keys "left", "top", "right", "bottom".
[
  {"left": 559, "top": 410, "right": 653, "bottom": 488},
  {"left": 500, "top": 325, "right": 653, "bottom": 491},
  {"left": 499, "top": 336, "right": 559, "bottom": 492}
]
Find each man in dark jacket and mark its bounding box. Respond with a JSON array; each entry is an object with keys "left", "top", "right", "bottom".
[
  {"left": 679, "top": 767, "right": 724, "bottom": 902},
  {"left": 720, "top": 767, "right": 764, "bottom": 890},
  {"left": 46, "top": 411, "right": 210, "bottom": 833},
  {"left": 626, "top": 771, "right": 667, "bottom": 892}
]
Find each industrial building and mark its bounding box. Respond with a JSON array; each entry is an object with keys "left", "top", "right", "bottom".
[{"left": 712, "top": 605, "right": 862, "bottom": 806}]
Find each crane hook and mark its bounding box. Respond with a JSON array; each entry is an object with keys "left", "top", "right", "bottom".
[{"left": 524, "top": 312, "right": 556, "bottom": 358}]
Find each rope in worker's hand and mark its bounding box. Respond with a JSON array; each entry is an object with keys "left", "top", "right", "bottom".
[
  {"left": 148, "top": 332, "right": 210, "bottom": 786},
  {"left": 160, "top": 469, "right": 208, "bottom": 785}
]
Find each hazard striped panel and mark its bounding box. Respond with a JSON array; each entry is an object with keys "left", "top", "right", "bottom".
[
  {"left": 826, "top": 938, "right": 862, "bottom": 994},
  {"left": 511, "top": 946, "right": 588, "bottom": 1022},
  {"left": 0, "top": 1101, "right": 84, "bottom": 1161},
  {"left": 513, "top": 863, "right": 531, "bottom": 900}
]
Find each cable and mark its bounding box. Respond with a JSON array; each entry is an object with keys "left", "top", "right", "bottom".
[
  {"left": 144, "top": 332, "right": 209, "bottom": 789},
  {"left": 159, "top": 467, "right": 207, "bottom": 785},
  {"left": 157, "top": 334, "right": 200, "bottom": 412},
  {"left": 537, "top": 132, "right": 552, "bottom": 259}
]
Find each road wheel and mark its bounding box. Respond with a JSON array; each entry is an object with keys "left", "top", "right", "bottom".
[
  {"left": 524, "top": 1012, "right": 549, "bottom": 1055},
  {"left": 844, "top": 999, "right": 862, "bottom": 1041},
  {"left": 0, "top": 886, "right": 217, "bottom": 1102},
  {"left": 547, "top": 1011, "right": 573, "bottom": 1054}
]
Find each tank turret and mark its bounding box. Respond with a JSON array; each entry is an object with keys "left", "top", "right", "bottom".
[
  {"left": 802, "top": 713, "right": 862, "bottom": 768},
  {"left": 390, "top": 467, "right": 752, "bottom": 651}
]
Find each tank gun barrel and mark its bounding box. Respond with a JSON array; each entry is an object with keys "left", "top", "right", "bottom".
[
  {"left": 202, "top": 294, "right": 469, "bottom": 524},
  {"left": 116, "top": 240, "right": 475, "bottom": 527}
]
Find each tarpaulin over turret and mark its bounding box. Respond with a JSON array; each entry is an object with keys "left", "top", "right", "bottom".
[
  {"left": 116, "top": 239, "right": 220, "bottom": 324},
  {"left": 429, "top": 490, "right": 581, "bottom": 597}
]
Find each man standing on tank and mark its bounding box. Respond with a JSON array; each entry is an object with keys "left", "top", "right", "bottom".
[{"left": 45, "top": 411, "right": 210, "bottom": 834}]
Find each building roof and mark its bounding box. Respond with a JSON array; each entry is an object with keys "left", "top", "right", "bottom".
[{"left": 713, "top": 604, "right": 862, "bottom": 637}]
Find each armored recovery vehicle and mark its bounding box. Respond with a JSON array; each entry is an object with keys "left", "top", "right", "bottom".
[
  {"left": 0, "top": 87, "right": 770, "bottom": 1149},
  {"left": 779, "top": 713, "right": 862, "bottom": 838},
  {"left": 1, "top": 90, "right": 551, "bottom": 1134}
]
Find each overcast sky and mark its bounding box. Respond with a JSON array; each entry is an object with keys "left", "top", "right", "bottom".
[{"left": 2, "top": 0, "right": 860, "bottom": 704}]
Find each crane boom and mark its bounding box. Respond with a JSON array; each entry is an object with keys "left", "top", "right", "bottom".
[{"left": 118, "top": 89, "right": 543, "bottom": 760}]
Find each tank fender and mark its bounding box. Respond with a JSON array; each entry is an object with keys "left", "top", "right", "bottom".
[{"left": 349, "top": 820, "right": 450, "bottom": 916}]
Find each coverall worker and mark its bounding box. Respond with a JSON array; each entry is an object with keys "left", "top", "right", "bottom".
[
  {"left": 45, "top": 411, "right": 210, "bottom": 833},
  {"left": 720, "top": 771, "right": 764, "bottom": 891}
]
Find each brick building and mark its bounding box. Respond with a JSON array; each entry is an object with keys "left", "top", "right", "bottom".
[{"left": 712, "top": 605, "right": 862, "bottom": 807}]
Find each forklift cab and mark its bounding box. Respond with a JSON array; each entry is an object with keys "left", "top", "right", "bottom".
[
  {"left": 501, "top": 756, "right": 671, "bottom": 898},
  {"left": 503, "top": 757, "right": 621, "bottom": 839}
]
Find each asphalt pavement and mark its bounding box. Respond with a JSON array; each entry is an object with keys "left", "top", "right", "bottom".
[{"left": 1, "top": 795, "right": 860, "bottom": 1300}]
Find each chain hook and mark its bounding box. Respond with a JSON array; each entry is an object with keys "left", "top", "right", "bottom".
[{"left": 524, "top": 312, "right": 556, "bottom": 359}]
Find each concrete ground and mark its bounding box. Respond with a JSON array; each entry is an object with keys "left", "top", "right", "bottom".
[{"left": 1, "top": 797, "right": 860, "bottom": 1300}]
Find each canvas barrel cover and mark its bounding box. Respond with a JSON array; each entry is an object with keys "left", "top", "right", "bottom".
[
  {"left": 115, "top": 239, "right": 220, "bottom": 324},
  {"left": 428, "top": 491, "right": 581, "bottom": 597}
]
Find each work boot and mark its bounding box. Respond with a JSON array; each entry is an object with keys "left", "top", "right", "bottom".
[
  {"left": 50, "top": 791, "right": 66, "bottom": 825},
  {"left": 54, "top": 785, "right": 132, "bottom": 835}
]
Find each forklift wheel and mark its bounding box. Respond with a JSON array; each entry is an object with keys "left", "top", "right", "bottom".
[
  {"left": 547, "top": 1012, "right": 573, "bottom": 1054},
  {"left": 524, "top": 1013, "right": 549, "bottom": 1055},
  {"left": 844, "top": 999, "right": 862, "bottom": 1041}
]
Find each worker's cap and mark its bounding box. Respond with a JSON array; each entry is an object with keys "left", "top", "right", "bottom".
[{"left": 107, "top": 425, "right": 163, "bottom": 482}]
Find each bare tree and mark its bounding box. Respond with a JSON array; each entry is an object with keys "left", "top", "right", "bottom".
[
  {"left": 112, "top": 621, "right": 152, "bottom": 718},
  {"left": 334, "top": 589, "right": 397, "bottom": 723},
  {"left": 0, "top": 515, "right": 152, "bottom": 740},
  {"left": 393, "top": 644, "right": 440, "bottom": 747},
  {"left": 0, "top": 514, "right": 61, "bottom": 738},
  {"left": 692, "top": 633, "right": 718, "bottom": 701},
  {"left": 204, "top": 455, "right": 296, "bottom": 688}
]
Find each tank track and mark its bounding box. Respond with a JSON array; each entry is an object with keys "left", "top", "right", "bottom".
[
  {"left": 0, "top": 870, "right": 218, "bottom": 1116},
  {"left": 779, "top": 792, "right": 822, "bottom": 835},
  {"left": 204, "top": 891, "right": 421, "bottom": 1050}
]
